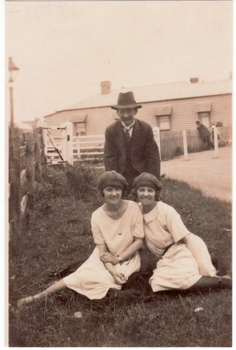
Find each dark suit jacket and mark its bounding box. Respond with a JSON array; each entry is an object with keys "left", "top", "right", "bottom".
[
  {"left": 104, "top": 119, "right": 160, "bottom": 179},
  {"left": 197, "top": 124, "right": 211, "bottom": 139}
]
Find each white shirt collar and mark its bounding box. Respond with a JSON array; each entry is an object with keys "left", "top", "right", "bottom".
[
  {"left": 121, "top": 120, "right": 135, "bottom": 131},
  {"left": 143, "top": 202, "right": 159, "bottom": 224}
]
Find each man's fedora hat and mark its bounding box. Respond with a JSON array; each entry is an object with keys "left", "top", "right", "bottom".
[{"left": 111, "top": 91, "right": 142, "bottom": 110}]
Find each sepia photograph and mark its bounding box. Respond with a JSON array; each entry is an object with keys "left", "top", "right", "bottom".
[{"left": 6, "top": 0, "right": 232, "bottom": 347}]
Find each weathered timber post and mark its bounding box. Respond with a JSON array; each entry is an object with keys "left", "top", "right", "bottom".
[
  {"left": 183, "top": 130, "right": 189, "bottom": 161},
  {"left": 64, "top": 122, "right": 74, "bottom": 165},
  {"left": 9, "top": 127, "right": 21, "bottom": 241},
  {"left": 38, "top": 127, "right": 47, "bottom": 165},
  {"left": 33, "top": 127, "right": 45, "bottom": 182},
  {"left": 153, "top": 127, "right": 162, "bottom": 161},
  {"left": 213, "top": 126, "right": 219, "bottom": 158},
  {"left": 76, "top": 136, "right": 81, "bottom": 160},
  {"left": 42, "top": 121, "right": 48, "bottom": 160},
  {"left": 35, "top": 128, "right": 42, "bottom": 182},
  {"left": 61, "top": 123, "right": 67, "bottom": 161},
  {"left": 26, "top": 133, "right": 36, "bottom": 209}
]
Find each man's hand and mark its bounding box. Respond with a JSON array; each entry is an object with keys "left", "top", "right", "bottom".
[{"left": 100, "top": 252, "right": 119, "bottom": 265}]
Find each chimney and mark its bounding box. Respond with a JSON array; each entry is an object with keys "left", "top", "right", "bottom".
[
  {"left": 100, "top": 81, "right": 111, "bottom": 95},
  {"left": 190, "top": 77, "right": 199, "bottom": 84}
]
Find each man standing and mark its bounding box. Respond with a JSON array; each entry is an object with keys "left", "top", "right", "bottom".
[
  {"left": 104, "top": 91, "right": 160, "bottom": 192},
  {"left": 196, "top": 121, "right": 212, "bottom": 150}
]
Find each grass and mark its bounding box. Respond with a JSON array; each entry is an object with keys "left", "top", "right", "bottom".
[{"left": 8, "top": 165, "right": 232, "bottom": 347}]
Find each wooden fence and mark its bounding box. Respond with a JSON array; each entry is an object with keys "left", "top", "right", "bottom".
[
  {"left": 160, "top": 129, "right": 201, "bottom": 160},
  {"left": 46, "top": 134, "right": 105, "bottom": 164},
  {"left": 44, "top": 124, "right": 232, "bottom": 163},
  {"left": 159, "top": 126, "right": 232, "bottom": 160},
  {"left": 9, "top": 126, "right": 46, "bottom": 241}
]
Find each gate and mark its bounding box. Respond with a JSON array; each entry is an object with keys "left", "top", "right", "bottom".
[
  {"left": 43, "top": 122, "right": 105, "bottom": 165},
  {"left": 43, "top": 124, "right": 68, "bottom": 164}
]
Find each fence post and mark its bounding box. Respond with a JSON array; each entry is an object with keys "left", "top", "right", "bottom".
[
  {"left": 76, "top": 136, "right": 81, "bottom": 160},
  {"left": 213, "top": 126, "right": 219, "bottom": 158},
  {"left": 26, "top": 134, "right": 35, "bottom": 194},
  {"left": 35, "top": 121, "right": 47, "bottom": 166},
  {"left": 153, "top": 127, "right": 162, "bottom": 161},
  {"left": 33, "top": 128, "right": 42, "bottom": 182},
  {"left": 42, "top": 121, "right": 48, "bottom": 160},
  {"left": 183, "top": 130, "right": 189, "bottom": 161},
  {"left": 61, "top": 123, "right": 67, "bottom": 161},
  {"left": 64, "top": 122, "right": 73, "bottom": 165},
  {"left": 9, "top": 127, "right": 21, "bottom": 241}
]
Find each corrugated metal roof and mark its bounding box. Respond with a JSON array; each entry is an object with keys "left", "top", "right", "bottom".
[{"left": 65, "top": 79, "right": 232, "bottom": 111}]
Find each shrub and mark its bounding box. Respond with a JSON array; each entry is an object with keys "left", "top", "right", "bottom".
[
  {"left": 216, "top": 122, "right": 223, "bottom": 127},
  {"left": 32, "top": 164, "right": 101, "bottom": 215},
  {"left": 218, "top": 140, "right": 226, "bottom": 147},
  {"left": 32, "top": 181, "right": 55, "bottom": 215},
  {"left": 50, "top": 171, "right": 71, "bottom": 196},
  {"left": 66, "top": 163, "right": 99, "bottom": 201},
  {"left": 187, "top": 146, "right": 199, "bottom": 153},
  {"left": 174, "top": 146, "right": 182, "bottom": 157},
  {"left": 40, "top": 166, "right": 71, "bottom": 196}
]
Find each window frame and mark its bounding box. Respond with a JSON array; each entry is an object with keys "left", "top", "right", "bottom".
[{"left": 156, "top": 115, "right": 171, "bottom": 132}]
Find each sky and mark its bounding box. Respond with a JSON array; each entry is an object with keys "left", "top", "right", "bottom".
[{"left": 4, "top": 1, "right": 233, "bottom": 125}]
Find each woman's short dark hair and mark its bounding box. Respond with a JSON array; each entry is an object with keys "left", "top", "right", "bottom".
[{"left": 97, "top": 171, "right": 128, "bottom": 197}]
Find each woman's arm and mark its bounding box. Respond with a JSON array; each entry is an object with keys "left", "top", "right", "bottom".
[
  {"left": 97, "top": 244, "right": 127, "bottom": 284},
  {"left": 119, "top": 237, "right": 144, "bottom": 262},
  {"left": 100, "top": 237, "right": 143, "bottom": 265},
  {"left": 183, "top": 233, "right": 216, "bottom": 276}
]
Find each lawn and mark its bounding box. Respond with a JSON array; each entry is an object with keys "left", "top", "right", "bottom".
[{"left": 8, "top": 164, "right": 232, "bottom": 347}]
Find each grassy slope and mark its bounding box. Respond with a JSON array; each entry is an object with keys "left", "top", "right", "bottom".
[{"left": 8, "top": 171, "right": 232, "bottom": 347}]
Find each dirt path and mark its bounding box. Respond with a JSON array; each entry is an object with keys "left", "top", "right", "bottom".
[{"left": 160, "top": 146, "right": 232, "bottom": 202}]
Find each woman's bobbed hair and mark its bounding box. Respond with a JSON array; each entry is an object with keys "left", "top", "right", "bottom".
[
  {"left": 132, "top": 172, "right": 162, "bottom": 201},
  {"left": 97, "top": 171, "right": 128, "bottom": 197}
]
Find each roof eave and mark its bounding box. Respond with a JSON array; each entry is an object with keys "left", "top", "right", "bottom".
[{"left": 61, "top": 92, "right": 232, "bottom": 111}]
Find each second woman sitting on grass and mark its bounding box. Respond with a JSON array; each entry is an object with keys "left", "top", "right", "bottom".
[
  {"left": 133, "top": 172, "right": 231, "bottom": 292},
  {"left": 17, "top": 171, "right": 144, "bottom": 307}
]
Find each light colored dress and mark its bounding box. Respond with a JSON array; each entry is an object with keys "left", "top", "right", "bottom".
[
  {"left": 63, "top": 200, "right": 144, "bottom": 300},
  {"left": 142, "top": 201, "right": 215, "bottom": 292}
]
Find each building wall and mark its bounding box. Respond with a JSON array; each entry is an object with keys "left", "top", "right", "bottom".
[
  {"left": 45, "top": 93, "right": 232, "bottom": 135},
  {"left": 84, "top": 106, "right": 115, "bottom": 135},
  {"left": 45, "top": 109, "right": 82, "bottom": 126},
  {"left": 137, "top": 93, "right": 232, "bottom": 131}
]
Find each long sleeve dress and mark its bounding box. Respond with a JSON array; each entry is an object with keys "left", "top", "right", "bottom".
[
  {"left": 63, "top": 200, "right": 144, "bottom": 300},
  {"left": 142, "top": 201, "right": 216, "bottom": 292}
]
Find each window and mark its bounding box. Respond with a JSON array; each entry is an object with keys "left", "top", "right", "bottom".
[
  {"left": 75, "top": 123, "right": 86, "bottom": 136},
  {"left": 158, "top": 116, "right": 171, "bottom": 131},
  {"left": 155, "top": 105, "right": 172, "bottom": 131},
  {"left": 199, "top": 112, "right": 211, "bottom": 128},
  {"left": 70, "top": 115, "right": 87, "bottom": 136},
  {"left": 195, "top": 102, "right": 211, "bottom": 127}
]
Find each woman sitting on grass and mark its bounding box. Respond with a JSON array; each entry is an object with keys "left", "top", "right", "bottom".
[
  {"left": 17, "top": 171, "right": 144, "bottom": 308},
  {"left": 133, "top": 172, "right": 231, "bottom": 292}
]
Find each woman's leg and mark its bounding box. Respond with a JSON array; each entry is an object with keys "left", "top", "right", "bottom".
[
  {"left": 17, "top": 279, "right": 67, "bottom": 308},
  {"left": 187, "top": 275, "right": 232, "bottom": 291}
]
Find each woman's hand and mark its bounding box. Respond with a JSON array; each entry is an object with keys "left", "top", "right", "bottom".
[
  {"left": 100, "top": 252, "right": 119, "bottom": 265},
  {"left": 112, "top": 271, "right": 128, "bottom": 285}
]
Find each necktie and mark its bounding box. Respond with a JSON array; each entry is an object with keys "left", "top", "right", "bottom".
[{"left": 124, "top": 128, "right": 131, "bottom": 141}]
